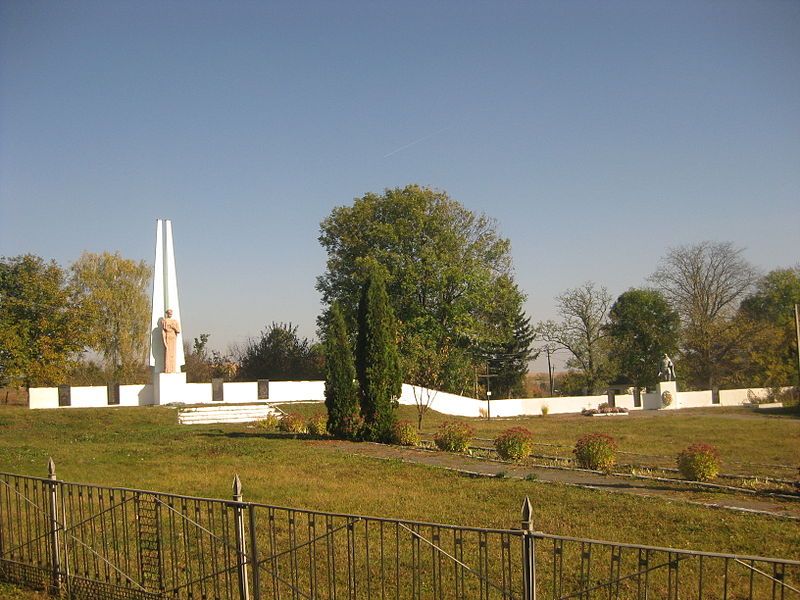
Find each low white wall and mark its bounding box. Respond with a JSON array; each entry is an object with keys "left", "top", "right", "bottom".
[
  {"left": 69, "top": 386, "right": 109, "bottom": 408},
  {"left": 27, "top": 381, "right": 783, "bottom": 415},
  {"left": 269, "top": 381, "right": 325, "bottom": 402},
  {"left": 719, "top": 388, "right": 766, "bottom": 406},
  {"left": 223, "top": 382, "right": 257, "bottom": 402},
  {"left": 677, "top": 390, "right": 712, "bottom": 408},
  {"left": 120, "top": 384, "right": 153, "bottom": 406},
  {"left": 29, "top": 387, "right": 58, "bottom": 409}
]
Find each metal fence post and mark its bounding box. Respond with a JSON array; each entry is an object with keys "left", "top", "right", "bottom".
[
  {"left": 521, "top": 496, "right": 536, "bottom": 600},
  {"left": 46, "top": 458, "right": 62, "bottom": 595},
  {"left": 233, "top": 475, "right": 250, "bottom": 600},
  {"left": 248, "top": 504, "right": 261, "bottom": 600}
]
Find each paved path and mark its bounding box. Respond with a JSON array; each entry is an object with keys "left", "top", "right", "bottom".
[{"left": 319, "top": 440, "right": 800, "bottom": 519}]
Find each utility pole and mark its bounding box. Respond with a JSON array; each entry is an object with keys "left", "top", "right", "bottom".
[
  {"left": 545, "top": 346, "right": 555, "bottom": 396},
  {"left": 478, "top": 362, "right": 497, "bottom": 420},
  {"left": 795, "top": 304, "right": 800, "bottom": 386}
]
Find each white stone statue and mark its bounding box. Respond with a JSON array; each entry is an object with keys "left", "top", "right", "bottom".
[{"left": 658, "top": 354, "right": 676, "bottom": 382}]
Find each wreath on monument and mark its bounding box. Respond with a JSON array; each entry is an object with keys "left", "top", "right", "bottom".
[{"left": 661, "top": 391, "right": 673, "bottom": 408}]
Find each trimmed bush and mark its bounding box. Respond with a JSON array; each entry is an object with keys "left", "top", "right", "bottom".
[
  {"left": 573, "top": 433, "right": 617, "bottom": 472},
  {"left": 306, "top": 414, "right": 328, "bottom": 436},
  {"left": 433, "top": 421, "right": 475, "bottom": 453},
  {"left": 279, "top": 413, "right": 307, "bottom": 434},
  {"left": 255, "top": 413, "right": 280, "bottom": 431},
  {"left": 391, "top": 420, "right": 420, "bottom": 446},
  {"left": 677, "top": 443, "right": 721, "bottom": 482},
  {"left": 541, "top": 405, "right": 549, "bottom": 417},
  {"left": 494, "top": 427, "right": 534, "bottom": 461}
]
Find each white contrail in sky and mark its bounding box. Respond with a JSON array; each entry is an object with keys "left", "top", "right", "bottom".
[{"left": 383, "top": 126, "right": 452, "bottom": 158}]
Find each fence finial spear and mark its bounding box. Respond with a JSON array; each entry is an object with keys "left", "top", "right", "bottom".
[
  {"left": 521, "top": 496, "right": 533, "bottom": 531},
  {"left": 47, "top": 457, "right": 56, "bottom": 480},
  {"left": 232, "top": 474, "right": 243, "bottom": 500}
]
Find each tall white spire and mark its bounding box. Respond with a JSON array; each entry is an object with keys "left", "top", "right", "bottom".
[{"left": 149, "top": 219, "right": 185, "bottom": 372}]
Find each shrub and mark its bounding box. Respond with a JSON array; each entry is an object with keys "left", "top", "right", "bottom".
[
  {"left": 392, "top": 420, "right": 419, "bottom": 446},
  {"left": 494, "top": 427, "right": 535, "bottom": 461},
  {"left": 541, "top": 405, "right": 549, "bottom": 417},
  {"left": 661, "top": 391, "right": 673, "bottom": 407},
  {"left": 255, "top": 413, "right": 280, "bottom": 431},
  {"left": 677, "top": 443, "right": 721, "bottom": 482},
  {"left": 433, "top": 421, "right": 475, "bottom": 453},
  {"left": 306, "top": 414, "right": 328, "bottom": 436},
  {"left": 279, "top": 413, "right": 307, "bottom": 434},
  {"left": 573, "top": 433, "right": 617, "bottom": 472}
]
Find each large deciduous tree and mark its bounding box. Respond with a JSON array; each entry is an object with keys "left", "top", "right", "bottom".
[
  {"left": 237, "top": 322, "right": 324, "bottom": 381},
  {"left": 649, "top": 241, "right": 759, "bottom": 388},
  {"left": 71, "top": 252, "right": 151, "bottom": 382},
  {"left": 538, "top": 282, "right": 612, "bottom": 394},
  {"left": 0, "top": 255, "right": 88, "bottom": 387},
  {"left": 606, "top": 289, "right": 680, "bottom": 389},
  {"left": 736, "top": 267, "right": 800, "bottom": 387},
  {"left": 317, "top": 185, "right": 526, "bottom": 395},
  {"left": 356, "top": 266, "right": 402, "bottom": 442},
  {"left": 323, "top": 303, "right": 360, "bottom": 438}
]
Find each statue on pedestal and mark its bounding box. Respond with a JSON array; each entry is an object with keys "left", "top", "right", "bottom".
[
  {"left": 658, "top": 354, "right": 676, "bottom": 382},
  {"left": 161, "top": 309, "right": 181, "bottom": 373}
]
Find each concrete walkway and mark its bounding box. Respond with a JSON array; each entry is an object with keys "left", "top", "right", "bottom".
[{"left": 320, "top": 440, "right": 800, "bottom": 519}]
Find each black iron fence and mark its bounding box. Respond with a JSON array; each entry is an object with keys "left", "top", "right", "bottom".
[{"left": 1, "top": 461, "right": 797, "bottom": 599}]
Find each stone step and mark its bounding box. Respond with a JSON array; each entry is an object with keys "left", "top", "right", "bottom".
[
  {"left": 179, "top": 403, "right": 275, "bottom": 413},
  {"left": 177, "top": 403, "right": 279, "bottom": 425}
]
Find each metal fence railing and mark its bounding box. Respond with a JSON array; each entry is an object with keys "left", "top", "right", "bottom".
[{"left": 1, "top": 461, "right": 797, "bottom": 599}]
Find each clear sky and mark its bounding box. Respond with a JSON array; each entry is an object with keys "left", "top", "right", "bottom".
[{"left": 2, "top": 1, "right": 798, "bottom": 370}]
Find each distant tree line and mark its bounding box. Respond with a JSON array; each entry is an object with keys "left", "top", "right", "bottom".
[
  {"left": 538, "top": 242, "right": 799, "bottom": 394},
  {"left": 3, "top": 187, "right": 796, "bottom": 403}
]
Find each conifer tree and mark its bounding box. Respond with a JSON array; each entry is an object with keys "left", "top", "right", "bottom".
[
  {"left": 323, "top": 303, "right": 360, "bottom": 438},
  {"left": 356, "top": 266, "right": 402, "bottom": 442}
]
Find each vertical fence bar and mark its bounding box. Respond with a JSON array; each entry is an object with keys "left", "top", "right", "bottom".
[
  {"left": 233, "top": 475, "right": 250, "bottom": 600},
  {"left": 249, "top": 504, "right": 261, "bottom": 600},
  {"left": 46, "top": 458, "right": 62, "bottom": 595},
  {"left": 521, "top": 497, "right": 536, "bottom": 600}
]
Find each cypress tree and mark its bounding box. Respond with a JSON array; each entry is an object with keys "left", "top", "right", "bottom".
[
  {"left": 356, "top": 267, "right": 402, "bottom": 442},
  {"left": 323, "top": 303, "right": 360, "bottom": 438}
]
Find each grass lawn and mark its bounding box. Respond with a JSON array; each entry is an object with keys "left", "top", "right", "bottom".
[
  {"left": 0, "top": 404, "right": 798, "bottom": 561},
  {"left": 280, "top": 402, "right": 800, "bottom": 479}
]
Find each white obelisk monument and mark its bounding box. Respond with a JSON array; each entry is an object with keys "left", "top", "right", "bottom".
[{"left": 149, "top": 219, "right": 187, "bottom": 403}]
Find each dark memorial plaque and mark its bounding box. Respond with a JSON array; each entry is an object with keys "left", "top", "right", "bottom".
[
  {"left": 212, "top": 378, "right": 224, "bottom": 402},
  {"left": 257, "top": 379, "right": 269, "bottom": 400},
  {"left": 107, "top": 384, "right": 120, "bottom": 406},
  {"left": 58, "top": 385, "right": 71, "bottom": 407}
]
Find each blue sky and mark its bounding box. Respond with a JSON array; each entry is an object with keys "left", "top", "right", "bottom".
[{"left": 1, "top": 1, "right": 798, "bottom": 370}]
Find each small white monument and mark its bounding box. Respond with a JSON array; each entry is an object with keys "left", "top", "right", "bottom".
[{"left": 149, "top": 219, "right": 187, "bottom": 404}]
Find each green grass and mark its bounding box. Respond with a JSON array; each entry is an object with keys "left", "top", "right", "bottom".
[
  {"left": 0, "top": 405, "right": 798, "bottom": 561},
  {"left": 281, "top": 403, "right": 800, "bottom": 478}
]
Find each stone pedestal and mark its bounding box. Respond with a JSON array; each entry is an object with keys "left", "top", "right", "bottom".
[
  {"left": 641, "top": 380, "right": 678, "bottom": 410},
  {"left": 656, "top": 380, "right": 678, "bottom": 410},
  {"left": 154, "top": 372, "right": 187, "bottom": 405}
]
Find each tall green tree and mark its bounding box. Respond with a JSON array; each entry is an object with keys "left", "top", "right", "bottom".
[
  {"left": 538, "top": 282, "right": 612, "bottom": 394},
  {"left": 606, "top": 289, "right": 680, "bottom": 389},
  {"left": 317, "top": 185, "right": 525, "bottom": 395},
  {"left": 0, "top": 255, "right": 88, "bottom": 387},
  {"left": 238, "top": 322, "right": 323, "bottom": 381},
  {"left": 650, "top": 241, "right": 758, "bottom": 388},
  {"left": 323, "top": 303, "right": 360, "bottom": 438},
  {"left": 484, "top": 307, "right": 536, "bottom": 398},
  {"left": 736, "top": 267, "right": 800, "bottom": 386},
  {"left": 71, "top": 252, "right": 151, "bottom": 382},
  {"left": 356, "top": 266, "right": 402, "bottom": 442}
]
